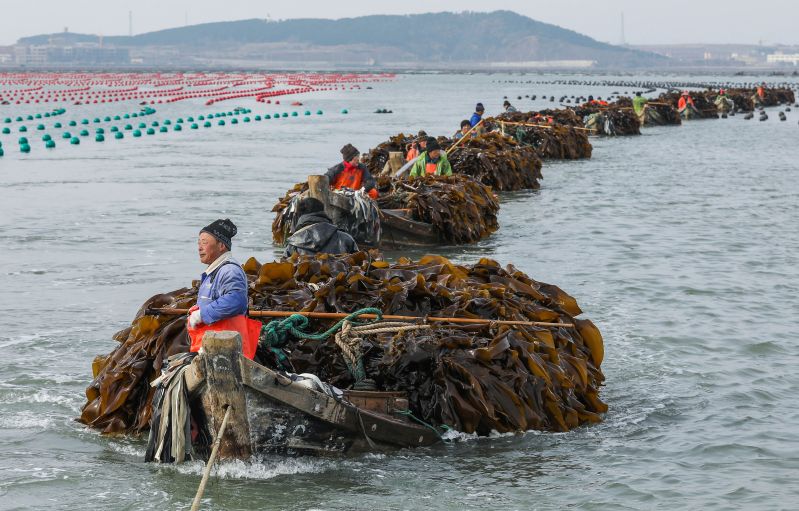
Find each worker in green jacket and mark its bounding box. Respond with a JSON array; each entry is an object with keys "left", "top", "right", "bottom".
[
  {"left": 409, "top": 137, "right": 452, "bottom": 178},
  {"left": 632, "top": 92, "right": 648, "bottom": 116}
]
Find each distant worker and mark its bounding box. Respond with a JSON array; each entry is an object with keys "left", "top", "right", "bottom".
[
  {"left": 188, "top": 219, "right": 259, "bottom": 359},
  {"left": 503, "top": 100, "right": 518, "bottom": 113},
  {"left": 754, "top": 82, "right": 767, "bottom": 106},
  {"left": 470, "top": 103, "right": 485, "bottom": 127},
  {"left": 409, "top": 137, "right": 452, "bottom": 178},
  {"left": 453, "top": 119, "right": 472, "bottom": 140},
  {"left": 405, "top": 130, "right": 428, "bottom": 161},
  {"left": 677, "top": 91, "right": 695, "bottom": 111},
  {"left": 284, "top": 198, "right": 359, "bottom": 257},
  {"left": 632, "top": 92, "right": 649, "bottom": 117},
  {"left": 326, "top": 143, "right": 378, "bottom": 199}
]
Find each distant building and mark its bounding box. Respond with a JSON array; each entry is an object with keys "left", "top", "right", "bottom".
[
  {"left": 767, "top": 52, "right": 799, "bottom": 65},
  {"left": 12, "top": 40, "right": 129, "bottom": 66}
]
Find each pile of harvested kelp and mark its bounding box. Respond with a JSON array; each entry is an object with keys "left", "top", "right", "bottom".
[
  {"left": 376, "top": 174, "right": 499, "bottom": 244},
  {"left": 445, "top": 132, "right": 543, "bottom": 191},
  {"left": 272, "top": 174, "right": 500, "bottom": 245},
  {"left": 78, "top": 251, "right": 607, "bottom": 435},
  {"left": 572, "top": 103, "right": 641, "bottom": 136},
  {"left": 362, "top": 133, "right": 416, "bottom": 176},
  {"left": 658, "top": 92, "right": 719, "bottom": 119},
  {"left": 484, "top": 114, "right": 593, "bottom": 159}
]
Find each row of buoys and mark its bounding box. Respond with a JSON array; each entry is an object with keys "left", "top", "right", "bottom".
[
  {"left": 1, "top": 107, "right": 336, "bottom": 155},
  {"left": 3, "top": 108, "right": 66, "bottom": 123}
]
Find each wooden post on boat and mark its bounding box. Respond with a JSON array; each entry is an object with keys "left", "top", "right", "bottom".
[
  {"left": 307, "top": 174, "right": 332, "bottom": 217},
  {"left": 199, "top": 330, "right": 252, "bottom": 460}
]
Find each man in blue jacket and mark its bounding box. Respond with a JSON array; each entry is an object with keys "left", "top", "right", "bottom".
[
  {"left": 470, "top": 103, "right": 485, "bottom": 127},
  {"left": 189, "top": 218, "right": 248, "bottom": 330}
]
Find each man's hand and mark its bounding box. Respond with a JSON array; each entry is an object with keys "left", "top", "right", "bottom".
[{"left": 189, "top": 309, "right": 203, "bottom": 329}]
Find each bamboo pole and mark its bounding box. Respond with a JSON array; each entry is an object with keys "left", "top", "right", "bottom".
[
  {"left": 446, "top": 118, "right": 484, "bottom": 156},
  {"left": 148, "top": 307, "right": 573, "bottom": 329},
  {"left": 191, "top": 405, "right": 232, "bottom": 511},
  {"left": 494, "top": 120, "right": 596, "bottom": 132}
]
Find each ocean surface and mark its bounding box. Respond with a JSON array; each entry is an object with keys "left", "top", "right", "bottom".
[{"left": 1, "top": 73, "right": 797, "bottom": 510}]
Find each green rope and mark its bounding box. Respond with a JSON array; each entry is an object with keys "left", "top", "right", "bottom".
[
  {"left": 394, "top": 409, "right": 451, "bottom": 442},
  {"left": 259, "top": 307, "right": 384, "bottom": 376}
]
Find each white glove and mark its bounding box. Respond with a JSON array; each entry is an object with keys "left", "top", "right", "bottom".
[{"left": 189, "top": 309, "right": 204, "bottom": 329}]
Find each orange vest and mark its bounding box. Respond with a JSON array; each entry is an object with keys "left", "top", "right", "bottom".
[
  {"left": 406, "top": 147, "right": 419, "bottom": 162},
  {"left": 188, "top": 314, "right": 261, "bottom": 360},
  {"left": 678, "top": 97, "right": 694, "bottom": 109},
  {"left": 757, "top": 87, "right": 765, "bottom": 99},
  {"left": 425, "top": 161, "right": 438, "bottom": 175},
  {"left": 332, "top": 162, "right": 364, "bottom": 191}
]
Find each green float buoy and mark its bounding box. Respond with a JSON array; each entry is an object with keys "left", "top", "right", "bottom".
[
  {"left": 282, "top": 113, "right": 288, "bottom": 118},
  {"left": 159, "top": 127, "right": 168, "bottom": 133},
  {"left": 113, "top": 115, "right": 121, "bottom": 121},
  {"left": 138, "top": 122, "right": 146, "bottom": 128},
  {"left": 146, "top": 128, "right": 155, "bottom": 135},
  {"left": 254, "top": 115, "right": 262, "bottom": 121},
  {"left": 198, "top": 115, "right": 205, "bottom": 120},
  {"left": 304, "top": 110, "right": 311, "bottom": 115},
  {"left": 20, "top": 143, "right": 31, "bottom": 153},
  {"left": 45, "top": 140, "right": 56, "bottom": 149},
  {"left": 174, "top": 124, "right": 182, "bottom": 131},
  {"left": 341, "top": 109, "right": 348, "bottom": 114},
  {"left": 42, "top": 134, "right": 52, "bottom": 141},
  {"left": 132, "top": 130, "right": 142, "bottom": 137},
  {"left": 69, "top": 120, "right": 77, "bottom": 127},
  {"left": 264, "top": 114, "right": 270, "bottom": 119},
  {"left": 18, "top": 137, "right": 28, "bottom": 144},
  {"left": 243, "top": 117, "right": 250, "bottom": 122},
  {"left": 124, "top": 124, "right": 133, "bottom": 130},
  {"left": 95, "top": 134, "right": 105, "bottom": 142},
  {"left": 291, "top": 111, "right": 298, "bottom": 117},
  {"left": 81, "top": 119, "right": 89, "bottom": 125},
  {"left": 54, "top": 122, "right": 62, "bottom": 128},
  {"left": 96, "top": 128, "right": 105, "bottom": 134},
  {"left": 19, "top": 126, "right": 28, "bottom": 132},
  {"left": 152, "top": 121, "right": 159, "bottom": 127},
  {"left": 15, "top": 116, "right": 23, "bottom": 122},
  {"left": 93, "top": 118, "right": 101, "bottom": 123},
  {"left": 203, "top": 121, "right": 211, "bottom": 128},
  {"left": 230, "top": 118, "right": 238, "bottom": 124},
  {"left": 131, "top": 113, "right": 138, "bottom": 118},
  {"left": 164, "top": 120, "right": 172, "bottom": 125},
  {"left": 218, "top": 120, "right": 225, "bottom": 126},
  {"left": 3, "top": 118, "right": 10, "bottom": 123},
  {"left": 110, "top": 126, "right": 119, "bottom": 132},
  {"left": 62, "top": 132, "right": 71, "bottom": 139},
  {"left": 26, "top": 115, "right": 33, "bottom": 121},
  {"left": 2, "top": 127, "right": 11, "bottom": 134},
  {"left": 44, "top": 113, "right": 51, "bottom": 118},
  {"left": 123, "top": 114, "right": 130, "bottom": 119},
  {"left": 104, "top": 116, "right": 111, "bottom": 122},
  {"left": 176, "top": 118, "right": 183, "bottom": 123},
  {"left": 37, "top": 124, "right": 45, "bottom": 130},
  {"left": 115, "top": 132, "right": 124, "bottom": 139},
  {"left": 187, "top": 116, "right": 194, "bottom": 122},
  {"left": 0, "top": 148, "right": 4, "bottom": 157},
  {"left": 190, "top": 123, "right": 199, "bottom": 129},
  {"left": 70, "top": 137, "right": 80, "bottom": 145},
  {"left": 79, "top": 129, "right": 89, "bottom": 137}
]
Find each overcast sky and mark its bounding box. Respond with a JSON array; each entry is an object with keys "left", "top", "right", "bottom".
[{"left": 1, "top": 0, "right": 797, "bottom": 47}]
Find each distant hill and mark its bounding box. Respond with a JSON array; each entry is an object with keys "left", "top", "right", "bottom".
[{"left": 18, "top": 11, "right": 666, "bottom": 68}]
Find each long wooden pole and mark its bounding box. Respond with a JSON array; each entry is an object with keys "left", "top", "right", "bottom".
[
  {"left": 446, "top": 118, "right": 484, "bottom": 156},
  {"left": 495, "top": 119, "right": 597, "bottom": 131},
  {"left": 148, "top": 307, "right": 573, "bottom": 328},
  {"left": 191, "top": 405, "right": 232, "bottom": 511}
]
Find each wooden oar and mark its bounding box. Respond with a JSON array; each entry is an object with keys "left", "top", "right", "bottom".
[
  {"left": 446, "top": 118, "right": 484, "bottom": 156},
  {"left": 147, "top": 308, "right": 573, "bottom": 328}
]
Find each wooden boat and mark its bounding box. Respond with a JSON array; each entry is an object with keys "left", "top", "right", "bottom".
[
  {"left": 183, "top": 330, "right": 440, "bottom": 459},
  {"left": 306, "top": 174, "right": 442, "bottom": 249}
]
